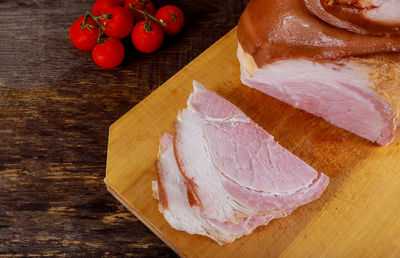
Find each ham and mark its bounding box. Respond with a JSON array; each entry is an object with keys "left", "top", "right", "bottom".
[
  {"left": 237, "top": 0, "right": 400, "bottom": 145},
  {"left": 173, "top": 81, "right": 329, "bottom": 223},
  {"left": 154, "top": 133, "right": 295, "bottom": 245},
  {"left": 153, "top": 82, "right": 329, "bottom": 243}
]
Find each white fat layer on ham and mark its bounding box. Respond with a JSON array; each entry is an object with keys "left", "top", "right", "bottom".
[
  {"left": 174, "top": 81, "right": 329, "bottom": 223},
  {"left": 238, "top": 44, "right": 396, "bottom": 145},
  {"left": 154, "top": 133, "right": 294, "bottom": 245}
]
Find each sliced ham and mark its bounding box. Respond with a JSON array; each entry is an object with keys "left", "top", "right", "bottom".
[
  {"left": 152, "top": 82, "right": 328, "bottom": 243},
  {"left": 154, "top": 133, "right": 295, "bottom": 245},
  {"left": 237, "top": 0, "right": 400, "bottom": 145},
  {"left": 173, "top": 81, "right": 329, "bottom": 223}
]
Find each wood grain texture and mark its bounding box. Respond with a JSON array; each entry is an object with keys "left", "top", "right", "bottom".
[
  {"left": 0, "top": 0, "right": 249, "bottom": 256},
  {"left": 105, "top": 28, "right": 400, "bottom": 257}
]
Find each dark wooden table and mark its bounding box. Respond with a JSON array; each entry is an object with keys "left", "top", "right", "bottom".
[{"left": 0, "top": 0, "right": 249, "bottom": 256}]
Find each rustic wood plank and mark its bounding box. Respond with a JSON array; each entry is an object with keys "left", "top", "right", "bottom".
[{"left": 0, "top": 0, "right": 249, "bottom": 256}]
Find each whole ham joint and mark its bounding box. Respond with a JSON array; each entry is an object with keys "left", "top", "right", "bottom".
[
  {"left": 152, "top": 81, "right": 329, "bottom": 244},
  {"left": 237, "top": 0, "right": 400, "bottom": 145}
]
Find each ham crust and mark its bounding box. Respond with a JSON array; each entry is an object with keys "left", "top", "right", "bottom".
[{"left": 237, "top": 0, "right": 400, "bottom": 67}]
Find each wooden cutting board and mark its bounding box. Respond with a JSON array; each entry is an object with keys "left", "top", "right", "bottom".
[{"left": 104, "top": 28, "right": 400, "bottom": 257}]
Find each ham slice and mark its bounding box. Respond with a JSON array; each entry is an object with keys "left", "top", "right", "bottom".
[
  {"left": 173, "top": 81, "right": 329, "bottom": 224},
  {"left": 237, "top": 0, "right": 400, "bottom": 145},
  {"left": 153, "top": 133, "right": 295, "bottom": 245},
  {"left": 152, "top": 82, "right": 328, "bottom": 243}
]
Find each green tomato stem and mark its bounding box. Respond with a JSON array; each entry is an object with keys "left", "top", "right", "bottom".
[
  {"left": 164, "top": 8, "right": 178, "bottom": 24},
  {"left": 132, "top": 1, "right": 149, "bottom": 8},
  {"left": 82, "top": 11, "right": 112, "bottom": 44},
  {"left": 129, "top": 5, "right": 167, "bottom": 27},
  {"left": 85, "top": 11, "right": 103, "bottom": 44}
]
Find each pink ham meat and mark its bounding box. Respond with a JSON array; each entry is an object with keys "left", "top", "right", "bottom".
[
  {"left": 238, "top": 47, "right": 400, "bottom": 146},
  {"left": 153, "top": 133, "right": 295, "bottom": 244},
  {"left": 173, "top": 81, "right": 329, "bottom": 224}
]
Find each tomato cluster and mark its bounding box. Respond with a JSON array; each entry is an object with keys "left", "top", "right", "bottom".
[{"left": 69, "top": 0, "right": 184, "bottom": 69}]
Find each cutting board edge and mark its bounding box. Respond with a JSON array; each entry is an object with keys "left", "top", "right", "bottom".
[
  {"left": 107, "top": 27, "right": 238, "bottom": 133},
  {"left": 104, "top": 178, "right": 185, "bottom": 257},
  {"left": 105, "top": 126, "right": 113, "bottom": 177}
]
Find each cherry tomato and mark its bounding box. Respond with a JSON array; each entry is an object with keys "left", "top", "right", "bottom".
[
  {"left": 125, "top": 0, "right": 155, "bottom": 21},
  {"left": 119, "top": 0, "right": 127, "bottom": 5},
  {"left": 69, "top": 16, "right": 99, "bottom": 51},
  {"left": 93, "top": 0, "right": 120, "bottom": 16},
  {"left": 101, "top": 6, "right": 134, "bottom": 39},
  {"left": 155, "top": 5, "right": 184, "bottom": 35},
  {"left": 92, "top": 38, "right": 125, "bottom": 68},
  {"left": 131, "top": 20, "right": 164, "bottom": 53}
]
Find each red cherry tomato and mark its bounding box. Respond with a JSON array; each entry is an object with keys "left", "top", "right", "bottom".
[
  {"left": 101, "top": 6, "right": 134, "bottom": 39},
  {"left": 131, "top": 20, "right": 164, "bottom": 53},
  {"left": 92, "top": 38, "right": 125, "bottom": 69},
  {"left": 93, "top": 0, "right": 120, "bottom": 16},
  {"left": 119, "top": 0, "right": 127, "bottom": 5},
  {"left": 155, "top": 5, "right": 184, "bottom": 35},
  {"left": 69, "top": 16, "right": 99, "bottom": 51},
  {"left": 125, "top": 0, "right": 155, "bottom": 21}
]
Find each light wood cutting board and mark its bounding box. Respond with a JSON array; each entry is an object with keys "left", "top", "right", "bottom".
[{"left": 104, "top": 28, "right": 400, "bottom": 257}]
